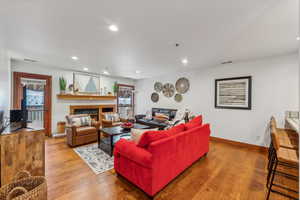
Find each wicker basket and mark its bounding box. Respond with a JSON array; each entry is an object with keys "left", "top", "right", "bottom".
[{"left": 0, "top": 171, "right": 47, "bottom": 200}]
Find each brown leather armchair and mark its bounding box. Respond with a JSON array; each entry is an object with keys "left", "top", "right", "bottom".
[
  {"left": 66, "top": 114, "right": 100, "bottom": 147},
  {"left": 101, "top": 112, "right": 127, "bottom": 128}
]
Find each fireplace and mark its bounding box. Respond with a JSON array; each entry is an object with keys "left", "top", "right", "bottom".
[
  {"left": 102, "top": 107, "right": 114, "bottom": 113},
  {"left": 73, "top": 108, "right": 99, "bottom": 120},
  {"left": 70, "top": 105, "right": 116, "bottom": 122}
]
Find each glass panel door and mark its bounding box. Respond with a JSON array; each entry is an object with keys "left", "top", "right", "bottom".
[{"left": 21, "top": 78, "right": 46, "bottom": 129}]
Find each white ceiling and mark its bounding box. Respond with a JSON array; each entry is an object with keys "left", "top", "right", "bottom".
[{"left": 0, "top": 0, "right": 298, "bottom": 79}]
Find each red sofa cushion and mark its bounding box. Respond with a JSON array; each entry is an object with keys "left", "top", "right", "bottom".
[
  {"left": 167, "top": 123, "right": 185, "bottom": 135},
  {"left": 184, "top": 115, "right": 202, "bottom": 130},
  {"left": 137, "top": 124, "right": 185, "bottom": 148},
  {"left": 137, "top": 131, "right": 169, "bottom": 148}
]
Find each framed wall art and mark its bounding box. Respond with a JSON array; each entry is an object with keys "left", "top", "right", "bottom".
[
  {"left": 73, "top": 72, "right": 100, "bottom": 94},
  {"left": 215, "top": 76, "right": 252, "bottom": 110}
]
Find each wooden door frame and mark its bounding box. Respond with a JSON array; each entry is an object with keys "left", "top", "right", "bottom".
[
  {"left": 117, "top": 84, "right": 135, "bottom": 115},
  {"left": 13, "top": 72, "right": 52, "bottom": 136}
]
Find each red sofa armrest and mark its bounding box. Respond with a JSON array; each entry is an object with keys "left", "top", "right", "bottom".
[
  {"left": 114, "top": 139, "right": 153, "bottom": 168},
  {"left": 199, "top": 123, "right": 211, "bottom": 137}
]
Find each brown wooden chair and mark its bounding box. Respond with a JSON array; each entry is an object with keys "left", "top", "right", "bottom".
[
  {"left": 65, "top": 114, "right": 100, "bottom": 147},
  {"left": 100, "top": 112, "right": 127, "bottom": 128}
]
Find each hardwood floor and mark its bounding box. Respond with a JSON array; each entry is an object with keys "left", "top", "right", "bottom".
[{"left": 45, "top": 137, "right": 297, "bottom": 200}]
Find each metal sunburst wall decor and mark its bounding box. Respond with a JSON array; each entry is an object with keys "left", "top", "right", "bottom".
[
  {"left": 174, "top": 93, "right": 183, "bottom": 102},
  {"left": 175, "top": 77, "right": 190, "bottom": 94},
  {"left": 151, "top": 92, "right": 159, "bottom": 103},
  {"left": 151, "top": 78, "right": 190, "bottom": 103},
  {"left": 154, "top": 82, "right": 163, "bottom": 93},
  {"left": 162, "top": 83, "right": 175, "bottom": 98}
]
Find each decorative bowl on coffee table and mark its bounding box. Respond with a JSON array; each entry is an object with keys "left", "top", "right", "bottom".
[{"left": 121, "top": 122, "right": 134, "bottom": 131}]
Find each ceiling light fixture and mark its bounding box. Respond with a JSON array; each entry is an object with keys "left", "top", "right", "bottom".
[
  {"left": 181, "top": 58, "right": 188, "bottom": 65},
  {"left": 24, "top": 58, "right": 38, "bottom": 63},
  {"left": 221, "top": 60, "right": 233, "bottom": 65},
  {"left": 83, "top": 67, "right": 89, "bottom": 71},
  {"left": 103, "top": 69, "right": 110, "bottom": 75},
  {"left": 71, "top": 56, "right": 78, "bottom": 60},
  {"left": 297, "top": 36, "right": 300, "bottom": 41},
  {"left": 135, "top": 70, "right": 141, "bottom": 74},
  {"left": 109, "top": 24, "right": 119, "bottom": 32}
]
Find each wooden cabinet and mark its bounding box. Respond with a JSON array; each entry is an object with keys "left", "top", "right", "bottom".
[{"left": 0, "top": 128, "right": 45, "bottom": 186}]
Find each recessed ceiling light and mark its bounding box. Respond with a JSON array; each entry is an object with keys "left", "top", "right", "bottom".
[
  {"left": 103, "top": 70, "right": 110, "bottom": 75},
  {"left": 181, "top": 58, "right": 188, "bottom": 65},
  {"left": 135, "top": 70, "right": 141, "bottom": 74},
  {"left": 83, "top": 67, "right": 88, "bottom": 71},
  {"left": 297, "top": 36, "right": 300, "bottom": 41},
  {"left": 71, "top": 56, "right": 78, "bottom": 60},
  {"left": 109, "top": 24, "right": 119, "bottom": 32},
  {"left": 221, "top": 61, "right": 233, "bottom": 65},
  {"left": 24, "top": 58, "right": 38, "bottom": 63}
]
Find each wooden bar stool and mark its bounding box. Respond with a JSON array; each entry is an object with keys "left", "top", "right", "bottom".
[
  {"left": 267, "top": 120, "right": 298, "bottom": 180},
  {"left": 277, "top": 128, "right": 298, "bottom": 149},
  {"left": 266, "top": 132, "right": 299, "bottom": 200},
  {"left": 268, "top": 117, "right": 298, "bottom": 167},
  {"left": 270, "top": 117, "right": 298, "bottom": 149}
]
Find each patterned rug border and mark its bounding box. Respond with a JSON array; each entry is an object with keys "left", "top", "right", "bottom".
[{"left": 73, "top": 143, "right": 114, "bottom": 175}]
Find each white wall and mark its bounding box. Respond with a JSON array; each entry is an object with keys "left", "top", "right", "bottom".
[
  {"left": 0, "top": 46, "right": 11, "bottom": 115},
  {"left": 135, "top": 53, "right": 299, "bottom": 146},
  {"left": 11, "top": 60, "right": 136, "bottom": 133}
]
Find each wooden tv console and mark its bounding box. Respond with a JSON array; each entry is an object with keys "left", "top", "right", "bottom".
[{"left": 0, "top": 127, "right": 45, "bottom": 186}]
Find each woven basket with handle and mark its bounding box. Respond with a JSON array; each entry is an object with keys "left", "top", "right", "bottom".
[{"left": 0, "top": 171, "right": 47, "bottom": 200}]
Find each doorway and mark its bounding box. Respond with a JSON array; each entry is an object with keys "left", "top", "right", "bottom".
[
  {"left": 117, "top": 84, "right": 135, "bottom": 119},
  {"left": 13, "top": 72, "right": 52, "bottom": 136}
]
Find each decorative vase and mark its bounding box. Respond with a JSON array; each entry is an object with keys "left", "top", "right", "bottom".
[{"left": 184, "top": 111, "right": 190, "bottom": 123}]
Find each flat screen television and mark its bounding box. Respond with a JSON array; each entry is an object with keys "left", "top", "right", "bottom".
[{"left": 10, "top": 110, "right": 22, "bottom": 123}]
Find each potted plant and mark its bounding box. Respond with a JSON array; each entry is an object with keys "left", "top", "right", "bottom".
[
  {"left": 59, "top": 77, "right": 67, "bottom": 94},
  {"left": 113, "top": 81, "right": 118, "bottom": 96}
]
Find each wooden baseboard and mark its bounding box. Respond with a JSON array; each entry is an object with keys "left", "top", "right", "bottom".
[{"left": 210, "top": 136, "right": 268, "bottom": 152}]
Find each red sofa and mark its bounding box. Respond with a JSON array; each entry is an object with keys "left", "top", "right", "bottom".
[{"left": 114, "top": 119, "right": 211, "bottom": 197}]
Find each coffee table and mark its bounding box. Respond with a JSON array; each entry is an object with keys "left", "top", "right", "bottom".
[{"left": 98, "top": 123, "right": 150, "bottom": 156}]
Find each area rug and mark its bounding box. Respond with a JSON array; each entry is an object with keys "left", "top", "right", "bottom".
[{"left": 73, "top": 143, "right": 114, "bottom": 174}]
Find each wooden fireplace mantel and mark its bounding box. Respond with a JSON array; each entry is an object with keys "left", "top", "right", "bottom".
[{"left": 57, "top": 94, "right": 116, "bottom": 101}]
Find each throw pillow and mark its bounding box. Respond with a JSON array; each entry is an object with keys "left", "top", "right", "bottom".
[
  {"left": 104, "top": 113, "right": 111, "bottom": 120},
  {"left": 71, "top": 117, "right": 82, "bottom": 127},
  {"left": 104, "top": 113, "right": 120, "bottom": 122},
  {"left": 137, "top": 124, "right": 186, "bottom": 148},
  {"left": 184, "top": 115, "right": 203, "bottom": 130},
  {"left": 80, "top": 116, "right": 92, "bottom": 126},
  {"left": 167, "top": 120, "right": 185, "bottom": 129},
  {"left": 153, "top": 116, "right": 168, "bottom": 123},
  {"left": 112, "top": 113, "right": 120, "bottom": 122},
  {"left": 131, "top": 128, "right": 158, "bottom": 144},
  {"left": 137, "top": 130, "right": 170, "bottom": 148},
  {"left": 155, "top": 113, "right": 169, "bottom": 120}
]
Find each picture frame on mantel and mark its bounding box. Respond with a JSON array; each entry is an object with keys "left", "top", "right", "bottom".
[{"left": 215, "top": 76, "right": 252, "bottom": 110}]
